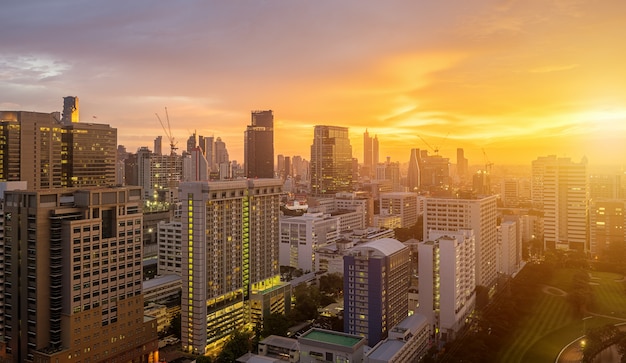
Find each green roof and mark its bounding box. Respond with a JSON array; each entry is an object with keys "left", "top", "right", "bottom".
[{"left": 300, "top": 329, "right": 362, "bottom": 348}]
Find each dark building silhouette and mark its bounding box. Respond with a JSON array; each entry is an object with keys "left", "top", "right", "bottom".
[{"left": 245, "top": 110, "right": 274, "bottom": 178}]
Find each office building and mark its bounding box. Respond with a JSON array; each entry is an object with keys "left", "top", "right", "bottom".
[
  {"left": 245, "top": 110, "right": 274, "bottom": 178},
  {"left": 299, "top": 329, "right": 367, "bottom": 363},
  {"left": 497, "top": 220, "right": 520, "bottom": 276},
  {"left": 590, "top": 199, "right": 626, "bottom": 259},
  {"left": 379, "top": 192, "right": 419, "bottom": 228},
  {"left": 0, "top": 109, "right": 118, "bottom": 189},
  {"left": 310, "top": 125, "right": 353, "bottom": 196},
  {"left": 157, "top": 221, "right": 183, "bottom": 275},
  {"left": 407, "top": 148, "right": 421, "bottom": 192},
  {"left": 418, "top": 230, "right": 476, "bottom": 341},
  {"left": 532, "top": 155, "right": 589, "bottom": 251},
  {"left": 279, "top": 212, "right": 340, "bottom": 272},
  {"left": 423, "top": 195, "right": 498, "bottom": 288},
  {"left": 365, "top": 314, "right": 431, "bottom": 363},
  {"left": 362, "top": 130, "right": 379, "bottom": 179},
  {"left": 456, "top": 148, "right": 468, "bottom": 181},
  {"left": 61, "top": 96, "right": 79, "bottom": 124},
  {"left": 180, "top": 179, "right": 287, "bottom": 354},
  {"left": 343, "top": 238, "right": 410, "bottom": 345},
  {"left": 154, "top": 135, "right": 163, "bottom": 155},
  {"left": 2, "top": 186, "right": 158, "bottom": 362},
  {"left": 419, "top": 151, "right": 450, "bottom": 191}
]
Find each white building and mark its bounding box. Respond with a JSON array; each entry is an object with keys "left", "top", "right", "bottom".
[
  {"left": 418, "top": 230, "right": 476, "bottom": 342},
  {"left": 366, "top": 314, "right": 431, "bottom": 363},
  {"left": 423, "top": 195, "right": 498, "bottom": 288},
  {"left": 532, "top": 155, "right": 588, "bottom": 251},
  {"left": 279, "top": 212, "right": 340, "bottom": 272},
  {"left": 497, "top": 220, "right": 520, "bottom": 276},
  {"left": 157, "top": 220, "right": 182, "bottom": 275},
  {"left": 380, "top": 192, "right": 419, "bottom": 228}
]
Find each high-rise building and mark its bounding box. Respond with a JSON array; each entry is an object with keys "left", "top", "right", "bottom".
[
  {"left": 419, "top": 151, "right": 450, "bottom": 191},
  {"left": 2, "top": 186, "right": 158, "bottom": 362},
  {"left": 180, "top": 179, "right": 288, "bottom": 354},
  {"left": 407, "top": 148, "right": 421, "bottom": 192},
  {"left": 133, "top": 146, "right": 183, "bottom": 201},
  {"left": 589, "top": 199, "right": 626, "bottom": 259},
  {"left": 0, "top": 110, "right": 118, "bottom": 189},
  {"left": 245, "top": 110, "right": 274, "bottom": 178},
  {"left": 362, "top": 130, "right": 380, "bottom": 179},
  {"left": 61, "top": 95, "right": 79, "bottom": 124},
  {"left": 310, "top": 125, "right": 353, "bottom": 196},
  {"left": 154, "top": 135, "right": 163, "bottom": 155},
  {"left": 497, "top": 220, "right": 520, "bottom": 276},
  {"left": 456, "top": 148, "right": 468, "bottom": 180},
  {"left": 343, "top": 238, "right": 410, "bottom": 345},
  {"left": 423, "top": 195, "right": 498, "bottom": 288},
  {"left": 532, "top": 155, "right": 588, "bottom": 251},
  {"left": 417, "top": 230, "right": 476, "bottom": 341}
]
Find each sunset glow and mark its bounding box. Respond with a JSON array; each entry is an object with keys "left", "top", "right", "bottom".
[{"left": 2, "top": 0, "right": 626, "bottom": 166}]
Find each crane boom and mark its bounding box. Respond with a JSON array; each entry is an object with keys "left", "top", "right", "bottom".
[{"left": 155, "top": 108, "right": 178, "bottom": 156}]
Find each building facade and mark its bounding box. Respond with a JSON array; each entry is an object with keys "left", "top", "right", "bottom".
[
  {"left": 180, "top": 179, "right": 286, "bottom": 354},
  {"left": 343, "top": 238, "right": 410, "bottom": 345},
  {"left": 310, "top": 126, "right": 353, "bottom": 196},
  {"left": 245, "top": 110, "right": 274, "bottom": 179},
  {"left": 2, "top": 186, "right": 158, "bottom": 362}
]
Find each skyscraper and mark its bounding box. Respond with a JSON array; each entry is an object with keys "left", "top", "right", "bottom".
[
  {"left": 532, "top": 155, "right": 589, "bottom": 251},
  {"left": 245, "top": 110, "right": 274, "bottom": 178},
  {"left": 180, "top": 179, "right": 288, "bottom": 354},
  {"left": 407, "top": 148, "right": 421, "bottom": 192},
  {"left": 61, "top": 95, "right": 79, "bottom": 124},
  {"left": 362, "top": 130, "right": 379, "bottom": 179},
  {"left": 154, "top": 135, "right": 163, "bottom": 155},
  {"left": 310, "top": 125, "right": 353, "bottom": 196},
  {"left": 2, "top": 186, "right": 158, "bottom": 362},
  {"left": 343, "top": 238, "right": 410, "bottom": 345},
  {"left": 456, "top": 148, "right": 468, "bottom": 180}
]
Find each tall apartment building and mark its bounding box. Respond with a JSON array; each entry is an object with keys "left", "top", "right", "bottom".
[
  {"left": 532, "top": 155, "right": 589, "bottom": 251},
  {"left": 362, "top": 130, "right": 379, "bottom": 179},
  {"left": 423, "top": 195, "right": 498, "bottom": 288},
  {"left": 157, "top": 221, "right": 183, "bottom": 275},
  {"left": 417, "top": 230, "right": 476, "bottom": 341},
  {"left": 245, "top": 110, "right": 274, "bottom": 179},
  {"left": 497, "top": 220, "right": 520, "bottom": 276},
  {"left": 279, "top": 212, "right": 340, "bottom": 272},
  {"left": 343, "top": 238, "right": 410, "bottom": 345},
  {"left": 180, "top": 179, "right": 288, "bottom": 354},
  {"left": 407, "top": 148, "right": 421, "bottom": 192},
  {"left": 379, "top": 192, "right": 419, "bottom": 228},
  {"left": 0, "top": 110, "right": 117, "bottom": 189},
  {"left": 133, "top": 146, "right": 183, "bottom": 201},
  {"left": 310, "top": 126, "right": 353, "bottom": 196},
  {"left": 1, "top": 186, "right": 158, "bottom": 362},
  {"left": 589, "top": 199, "right": 626, "bottom": 259},
  {"left": 419, "top": 151, "right": 450, "bottom": 191}
]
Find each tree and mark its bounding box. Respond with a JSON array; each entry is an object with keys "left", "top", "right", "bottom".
[
  {"left": 169, "top": 312, "right": 181, "bottom": 339},
  {"left": 319, "top": 273, "right": 343, "bottom": 297},
  {"left": 262, "top": 312, "right": 290, "bottom": 337},
  {"left": 216, "top": 329, "right": 253, "bottom": 363}
]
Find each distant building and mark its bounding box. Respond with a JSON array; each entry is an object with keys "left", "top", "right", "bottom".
[
  {"left": 310, "top": 125, "right": 353, "bottom": 196},
  {"left": 344, "top": 238, "right": 410, "bottom": 345},
  {"left": 245, "top": 110, "right": 275, "bottom": 178},
  {"left": 590, "top": 199, "right": 626, "bottom": 259},
  {"left": 298, "top": 329, "right": 367, "bottom": 363},
  {"left": 380, "top": 192, "right": 419, "bottom": 228},
  {"left": 365, "top": 314, "right": 431, "bottom": 363},
  {"left": 497, "top": 220, "right": 521, "bottom": 276},
  {"left": 407, "top": 148, "right": 421, "bottom": 192}
]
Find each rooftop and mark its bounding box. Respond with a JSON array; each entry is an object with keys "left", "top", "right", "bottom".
[{"left": 299, "top": 329, "right": 363, "bottom": 348}]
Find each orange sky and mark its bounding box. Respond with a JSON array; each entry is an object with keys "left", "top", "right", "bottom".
[{"left": 2, "top": 1, "right": 626, "bottom": 167}]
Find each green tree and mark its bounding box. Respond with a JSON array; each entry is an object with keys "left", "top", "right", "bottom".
[
  {"left": 216, "top": 329, "right": 253, "bottom": 363},
  {"left": 262, "top": 312, "right": 290, "bottom": 337}
]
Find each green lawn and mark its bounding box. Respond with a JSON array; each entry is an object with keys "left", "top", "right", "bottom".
[{"left": 497, "top": 269, "right": 626, "bottom": 363}]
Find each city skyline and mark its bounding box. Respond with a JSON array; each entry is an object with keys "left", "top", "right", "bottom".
[{"left": 2, "top": 1, "right": 626, "bottom": 166}]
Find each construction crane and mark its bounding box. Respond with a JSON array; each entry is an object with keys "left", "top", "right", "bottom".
[
  {"left": 482, "top": 148, "right": 494, "bottom": 173},
  {"left": 418, "top": 132, "right": 449, "bottom": 155},
  {"left": 155, "top": 107, "right": 178, "bottom": 156}
]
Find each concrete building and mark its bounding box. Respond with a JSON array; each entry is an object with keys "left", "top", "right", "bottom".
[
  {"left": 380, "top": 192, "right": 419, "bottom": 228},
  {"left": 365, "top": 314, "right": 431, "bottom": 363},
  {"left": 2, "top": 186, "right": 158, "bottom": 362},
  {"left": 418, "top": 230, "right": 476, "bottom": 342},
  {"left": 497, "top": 220, "right": 520, "bottom": 276},
  {"left": 0, "top": 110, "right": 117, "bottom": 189},
  {"left": 180, "top": 179, "right": 288, "bottom": 354},
  {"left": 298, "top": 329, "right": 367, "bottom": 363},
  {"left": 310, "top": 126, "right": 353, "bottom": 196},
  {"left": 423, "top": 195, "right": 498, "bottom": 289},
  {"left": 344, "top": 238, "right": 410, "bottom": 345},
  {"left": 279, "top": 212, "right": 340, "bottom": 273},
  {"left": 532, "top": 155, "right": 589, "bottom": 251},
  {"left": 590, "top": 199, "right": 626, "bottom": 259},
  {"left": 245, "top": 110, "right": 275, "bottom": 179},
  {"left": 157, "top": 220, "right": 183, "bottom": 275}
]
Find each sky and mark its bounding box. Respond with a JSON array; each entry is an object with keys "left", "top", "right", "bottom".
[{"left": 2, "top": 0, "right": 626, "bottom": 167}]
